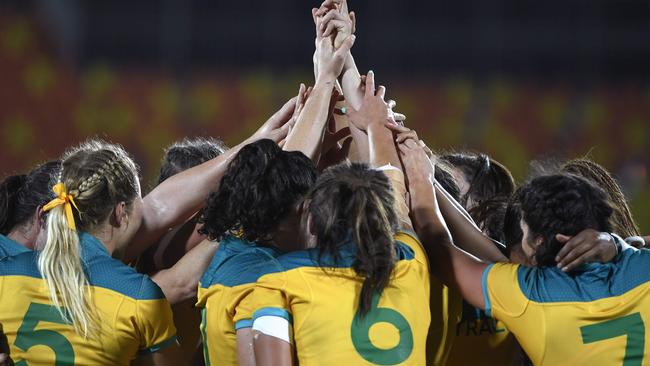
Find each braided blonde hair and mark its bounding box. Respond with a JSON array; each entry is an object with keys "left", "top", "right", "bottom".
[{"left": 40, "top": 140, "right": 139, "bottom": 338}]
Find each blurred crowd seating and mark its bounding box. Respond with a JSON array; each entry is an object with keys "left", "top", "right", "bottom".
[{"left": 0, "top": 14, "right": 648, "bottom": 232}]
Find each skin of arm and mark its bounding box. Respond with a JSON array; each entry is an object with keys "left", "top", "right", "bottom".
[
  {"left": 339, "top": 55, "right": 370, "bottom": 163},
  {"left": 0, "top": 354, "right": 10, "bottom": 366},
  {"left": 149, "top": 239, "right": 219, "bottom": 305},
  {"left": 282, "top": 80, "right": 335, "bottom": 160},
  {"left": 554, "top": 230, "right": 620, "bottom": 271},
  {"left": 433, "top": 184, "right": 508, "bottom": 262},
  {"left": 345, "top": 70, "right": 412, "bottom": 230},
  {"left": 368, "top": 123, "right": 412, "bottom": 231},
  {"left": 389, "top": 125, "right": 621, "bottom": 272},
  {"left": 312, "top": 1, "right": 369, "bottom": 163},
  {"left": 151, "top": 216, "right": 205, "bottom": 271},
  {"left": 283, "top": 21, "right": 356, "bottom": 161},
  {"left": 253, "top": 332, "right": 294, "bottom": 366},
  {"left": 236, "top": 328, "right": 257, "bottom": 366},
  {"left": 345, "top": 71, "right": 399, "bottom": 170},
  {"left": 388, "top": 124, "right": 508, "bottom": 262},
  {"left": 123, "top": 97, "right": 297, "bottom": 263},
  {"left": 399, "top": 138, "right": 488, "bottom": 310},
  {"left": 251, "top": 18, "right": 355, "bottom": 366}
]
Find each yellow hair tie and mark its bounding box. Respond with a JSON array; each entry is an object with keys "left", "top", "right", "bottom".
[{"left": 43, "top": 182, "right": 80, "bottom": 231}]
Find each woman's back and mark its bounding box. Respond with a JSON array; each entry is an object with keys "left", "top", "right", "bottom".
[
  {"left": 484, "top": 247, "right": 650, "bottom": 365},
  {"left": 0, "top": 233, "right": 176, "bottom": 366},
  {"left": 0, "top": 235, "right": 29, "bottom": 259},
  {"left": 197, "top": 236, "right": 284, "bottom": 365},
  {"left": 247, "top": 231, "right": 430, "bottom": 365}
]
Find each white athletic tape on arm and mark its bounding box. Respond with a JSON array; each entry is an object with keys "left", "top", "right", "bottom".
[{"left": 252, "top": 316, "right": 292, "bottom": 344}]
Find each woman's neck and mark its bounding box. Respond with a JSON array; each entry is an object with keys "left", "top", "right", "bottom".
[
  {"left": 7, "top": 224, "right": 35, "bottom": 249},
  {"left": 88, "top": 226, "right": 118, "bottom": 255}
]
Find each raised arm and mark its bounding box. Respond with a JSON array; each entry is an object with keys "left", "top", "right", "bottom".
[
  {"left": 313, "top": 0, "right": 369, "bottom": 163},
  {"left": 346, "top": 71, "right": 411, "bottom": 230},
  {"left": 388, "top": 124, "right": 509, "bottom": 263},
  {"left": 399, "top": 137, "right": 488, "bottom": 310},
  {"left": 149, "top": 239, "right": 219, "bottom": 305},
  {"left": 283, "top": 17, "right": 356, "bottom": 161},
  {"left": 124, "top": 97, "right": 297, "bottom": 262},
  {"left": 346, "top": 72, "right": 399, "bottom": 170},
  {"left": 123, "top": 97, "right": 296, "bottom": 263}
]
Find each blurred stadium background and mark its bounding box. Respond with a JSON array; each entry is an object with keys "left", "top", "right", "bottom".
[{"left": 0, "top": 0, "right": 648, "bottom": 231}]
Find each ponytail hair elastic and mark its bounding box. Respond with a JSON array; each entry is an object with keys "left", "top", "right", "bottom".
[{"left": 42, "top": 183, "right": 80, "bottom": 230}]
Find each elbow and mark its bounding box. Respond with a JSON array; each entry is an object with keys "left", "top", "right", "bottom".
[
  {"left": 168, "top": 277, "right": 198, "bottom": 305},
  {"left": 178, "top": 280, "right": 198, "bottom": 304},
  {"left": 152, "top": 270, "right": 197, "bottom": 305}
]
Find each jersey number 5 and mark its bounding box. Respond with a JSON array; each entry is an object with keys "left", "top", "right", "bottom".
[
  {"left": 351, "top": 293, "right": 413, "bottom": 365},
  {"left": 14, "top": 303, "right": 75, "bottom": 366},
  {"left": 580, "top": 312, "right": 645, "bottom": 366}
]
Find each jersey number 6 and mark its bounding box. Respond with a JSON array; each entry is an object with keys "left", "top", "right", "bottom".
[
  {"left": 14, "top": 302, "right": 75, "bottom": 366},
  {"left": 351, "top": 293, "right": 413, "bottom": 365}
]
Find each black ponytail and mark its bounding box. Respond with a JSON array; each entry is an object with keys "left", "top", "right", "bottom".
[
  {"left": 0, "top": 174, "right": 27, "bottom": 235},
  {"left": 0, "top": 160, "right": 60, "bottom": 235}
]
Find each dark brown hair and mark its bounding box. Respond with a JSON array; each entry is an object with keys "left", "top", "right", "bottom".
[
  {"left": 561, "top": 158, "right": 639, "bottom": 238},
  {"left": 308, "top": 162, "right": 398, "bottom": 316}
]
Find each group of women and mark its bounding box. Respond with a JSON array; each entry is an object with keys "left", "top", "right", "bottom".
[{"left": 1, "top": 0, "right": 649, "bottom": 365}]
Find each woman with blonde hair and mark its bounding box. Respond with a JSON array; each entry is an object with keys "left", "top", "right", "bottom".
[
  {"left": 0, "top": 99, "right": 294, "bottom": 365},
  {"left": 0, "top": 141, "right": 180, "bottom": 365}
]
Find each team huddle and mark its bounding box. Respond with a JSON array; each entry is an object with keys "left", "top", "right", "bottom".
[{"left": 1, "top": 1, "right": 649, "bottom": 365}]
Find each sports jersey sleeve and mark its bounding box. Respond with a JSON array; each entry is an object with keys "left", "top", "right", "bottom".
[
  {"left": 395, "top": 230, "right": 429, "bottom": 267},
  {"left": 233, "top": 288, "right": 256, "bottom": 330},
  {"left": 248, "top": 272, "right": 292, "bottom": 325},
  {"left": 135, "top": 279, "right": 178, "bottom": 355},
  {"left": 482, "top": 262, "right": 529, "bottom": 319}
]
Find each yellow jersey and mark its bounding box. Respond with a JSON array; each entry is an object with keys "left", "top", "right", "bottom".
[
  {"left": 444, "top": 298, "right": 517, "bottom": 366},
  {"left": 0, "top": 232, "right": 177, "bottom": 365},
  {"left": 196, "top": 235, "right": 283, "bottom": 366},
  {"left": 483, "top": 248, "right": 650, "bottom": 366},
  {"left": 245, "top": 231, "right": 430, "bottom": 365},
  {"left": 0, "top": 235, "right": 29, "bottom": 259},
  {"left": 426, "top": 279, "right": 463, "bottom": 365}
]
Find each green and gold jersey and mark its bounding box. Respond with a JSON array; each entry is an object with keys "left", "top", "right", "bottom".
[
  {"left": 196, "top": 235, "right": 283, "bottom": 366},
  {"left": 0, "top": 232, "right": 177, "bottom": 365},
  {"left": 244, "top": 231, "right": 430, "bottom": 365},
  {"left": 483, "top": 248, "right": 650, "bottom": 365}
]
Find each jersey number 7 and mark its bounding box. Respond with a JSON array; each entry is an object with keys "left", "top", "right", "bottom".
[
  {"left": 14, "top": 302, "right": 75, "bottom": 366},
  {"left": 580, "top": 312, "right": 645, "bottom": 366}
]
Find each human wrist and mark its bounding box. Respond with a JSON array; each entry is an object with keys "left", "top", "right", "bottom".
[
  {"left": 340, "top": 50, "right": 355, "bottom": 76},
  {"left": 316, "top": 71, "right": 337, "bottom": 85},
  {"left": 608, "top": 232, "right": 623, "bottom": 255},
  {"left": 412, "top": 175, "right": 435, "bottom": 196},
  {"left": 366, "top": 118, "right": 388, "bottom": 132}
]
